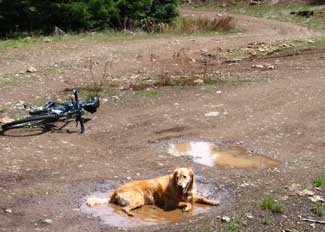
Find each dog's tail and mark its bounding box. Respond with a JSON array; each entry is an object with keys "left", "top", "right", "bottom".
[{"left": 86, "top": 197, "right": 109, "bottom": 208}]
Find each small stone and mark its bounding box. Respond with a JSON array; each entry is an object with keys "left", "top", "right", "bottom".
[
  {"left": 310, "top": 223, "right": 316, "bottom": 228},
  {"left": 27, "top": 67, "right": 37, "bottom": 73},
  {"left": 4, "top": 208, "right": 12, "bottom": 214},
  {"left": 53, "top": 26, "right": 65, "bottom": 36},
  {"left": 308, "top": 195, "right": 324, "bottom": 203},
  {"left": 126, "top": 177, "right": 132, "bottom": 180},
  {"left": 43, "top": 218, "right": 53, "bottom": 225},
  {"left": 241, "top": 220, "right": 248, "bottom": 226},
  {"left": 287, "top": 183, "right": 301, "bottom": 192},
  {"left": 205, "top": 111, "right": 220, "bottom": 117},
  {"left": 280, "top": 195, "right": 289, "bottom": 201},
  {"left": 221, "top": 216, "right": 231, "bottom": 223},
  {"left": 297, "top": 189, "right": 314, "bottom": 196},
  {"left": 252, "top": 64, "right": 264, "bottom": 69},
  {"left": 246, "top": 213, "right": 254, "bottom": 220},
  {"left": 193, "top": 79, "right": 204, "bottom": 84},
  {"left": 216, "top": 90, "right": 222, "bottom": 94}
]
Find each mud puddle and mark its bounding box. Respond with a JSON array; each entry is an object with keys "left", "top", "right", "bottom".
[
  {"left": 167, "top": 141, "right": 281, "bottom": 170},
  {"left": 81, "top": 178, "right": 227, "bottom": 228}
]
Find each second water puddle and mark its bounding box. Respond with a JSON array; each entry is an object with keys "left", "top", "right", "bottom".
[{"left": 168, "top": 141, "right": 281, "bottom": 170}]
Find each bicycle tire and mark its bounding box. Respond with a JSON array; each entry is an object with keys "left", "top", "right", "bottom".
[{"left": 1, "top": 114, "right": 58, "bottom": 131}]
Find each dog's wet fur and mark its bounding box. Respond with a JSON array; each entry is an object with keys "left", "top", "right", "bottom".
[{"left": 87, "top": 168, "right": 220, "bottom": 216}]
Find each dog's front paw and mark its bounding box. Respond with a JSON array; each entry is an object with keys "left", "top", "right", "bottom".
[
  {"left": 211, "top": 200, "right": 220, "bottom": 206},
  {"left": 87, "top": 198, "right": 97, "bottom": 207},
  {"left": 182, "top": 205, "right": 192, "bottom": 212}
]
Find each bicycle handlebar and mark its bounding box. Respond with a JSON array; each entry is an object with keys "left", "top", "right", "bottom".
[{"left": 72, "top": 88, "right": 85, "bottom": 133}]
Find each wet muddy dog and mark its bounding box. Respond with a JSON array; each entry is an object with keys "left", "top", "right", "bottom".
[{"left": 87, "top": 168, "right": 220, "bottom": 216}]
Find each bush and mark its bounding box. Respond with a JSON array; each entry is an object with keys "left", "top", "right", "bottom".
[
  {"left": 160, "top": 16, "right": 235, "bottom": 33},
  {"left": 0, "top": 0, "right": 181, "bottom": 37}
]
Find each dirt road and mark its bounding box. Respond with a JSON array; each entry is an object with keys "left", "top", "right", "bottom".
[{"left": 0, "top": 10, "right": 325, "bottom": 232}]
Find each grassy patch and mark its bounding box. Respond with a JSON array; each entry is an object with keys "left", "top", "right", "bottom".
[
  {"left": 224, "top": 223, "right": 241, "bottom": 232},
  {"left": 144, "top": 89, "right": 158, "bottom": 96},
  {"left": 0, "top": 22, "right": 236, "bottom": 53},
  {"left": 311, "top": 202, "right": 325, "bottom": 217},
  {"left": 263, "top": 218, "right": 273, "bottom": 225},
  {"left": 135, "top": 88, "right": 158, "bottom": 97},
  {"left": 190, "top": 1, "right": 325, "bottom": 32},
  {"left": 0, "top": 107, "right": 8, "bottom": 113},
  {"left": 127, "top": 74, "right": 231, "bottom": 91},
  {"left": 313, "top": 178, "right": 325, "bottom": 187},
  {"left": 262, "top": 196, "right": 285, "bottom": 214},
  {"left": 289, "top": 38, "right": 325, "bottom": 49}
]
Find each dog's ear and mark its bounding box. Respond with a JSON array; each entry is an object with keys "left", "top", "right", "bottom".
[
  {"left": 173, "top": 168, "right": 179, "bottom": 183},
  {"left": 188, "top": 168, "right": 195, "bottom": 190}
]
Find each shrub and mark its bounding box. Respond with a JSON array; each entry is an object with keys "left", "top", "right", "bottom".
[
  {"left": 0, "top": 0, "right": 181, "bottom": 37},
  {"left": 160, "top": 16, "right": 235, "bottom": 33}
]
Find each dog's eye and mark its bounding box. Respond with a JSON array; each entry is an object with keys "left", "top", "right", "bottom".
[{"left": 183, "top": 175, "right": 187, "bottom": 179}]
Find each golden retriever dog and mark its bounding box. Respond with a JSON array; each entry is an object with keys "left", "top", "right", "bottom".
[{"left": 87, "top": 168, "right": 220, "bottom": 216}]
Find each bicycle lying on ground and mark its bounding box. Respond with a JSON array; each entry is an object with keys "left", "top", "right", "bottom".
[{"left": 1, "top": 88, "right": 99, "bottom": 134}]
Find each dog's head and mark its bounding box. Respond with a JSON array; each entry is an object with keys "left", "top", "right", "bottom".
[{"left": 173, "top": 168, "right": 195, "bottom": 195}]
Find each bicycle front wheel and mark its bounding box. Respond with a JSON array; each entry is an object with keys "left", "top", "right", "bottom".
[{"left": 1, "top": 114, "right": 58, "bottom": 135}]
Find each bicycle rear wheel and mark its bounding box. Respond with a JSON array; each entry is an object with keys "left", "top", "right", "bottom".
[{"left": 1, "top": 114, "right": 58, "bottom": 133}]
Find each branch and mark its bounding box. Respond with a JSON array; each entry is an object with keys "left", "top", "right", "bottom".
[{"left": 300, "top": 217, "right": 325, "bottom": 224}]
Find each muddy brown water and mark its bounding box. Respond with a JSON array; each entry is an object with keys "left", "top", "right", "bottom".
[
  {"left": 167, "top": 141, "right": 281, "bottom": 170},
  {"left": 81, "top": 180, "right": 225, "bottom": 228}
]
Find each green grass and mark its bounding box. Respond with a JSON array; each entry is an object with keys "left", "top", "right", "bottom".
[
  {"left": 224, "top": 223, "right": 241, "bottom": 232},
  {"left": 0, "top": 24, "right": 235, "bottom": 53},
  {"left": 0, "top": 107, "right": 8, "bottom": 113},
  {"left": 135, "top": 88, "right": 158, "bottom": 97},
  {"left": 263, "top": 218, "right": 273, "bottom": 225},
  {"left": 190, "top": 2, "right": 325, "bottom": 32},
  {"left": 313, "top": 178, "right": 325, "bottom": 187},
  {"left": 311, "top": 202, "right": 325, "bottom": 217},
  {"left": 145, "top": 89, "right": 158, "bottom": 96},
  {"left": 262, "top": 196, "right": 285, "bottom": 214}
]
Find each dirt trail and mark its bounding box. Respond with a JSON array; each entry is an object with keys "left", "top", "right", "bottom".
[
  {"left": 0, "top": 10, "right": 319, "bottom": 105},
  {"left": 1, "top": 10, "right": 325, "bottom": 232}
]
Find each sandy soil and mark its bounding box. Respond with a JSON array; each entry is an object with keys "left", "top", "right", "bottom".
[{"left": 0, "top": 10, "right": 324, "bottom": 232}]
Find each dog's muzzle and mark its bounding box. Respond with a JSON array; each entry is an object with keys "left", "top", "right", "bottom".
[{"left": 177, "top": 184, "right": 189, "bottom": 195}]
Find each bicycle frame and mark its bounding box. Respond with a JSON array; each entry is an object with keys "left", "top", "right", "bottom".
[
  {"left": 1, "top": 88, "right": 99, "bottom": 134},
  {"left": 29, "top": 88, "right": 85, "bottom": 133}
]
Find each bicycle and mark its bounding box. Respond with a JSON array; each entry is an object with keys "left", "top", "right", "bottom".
[{"left": 1, "top": 88, "right": 99, "bottom": 134}]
